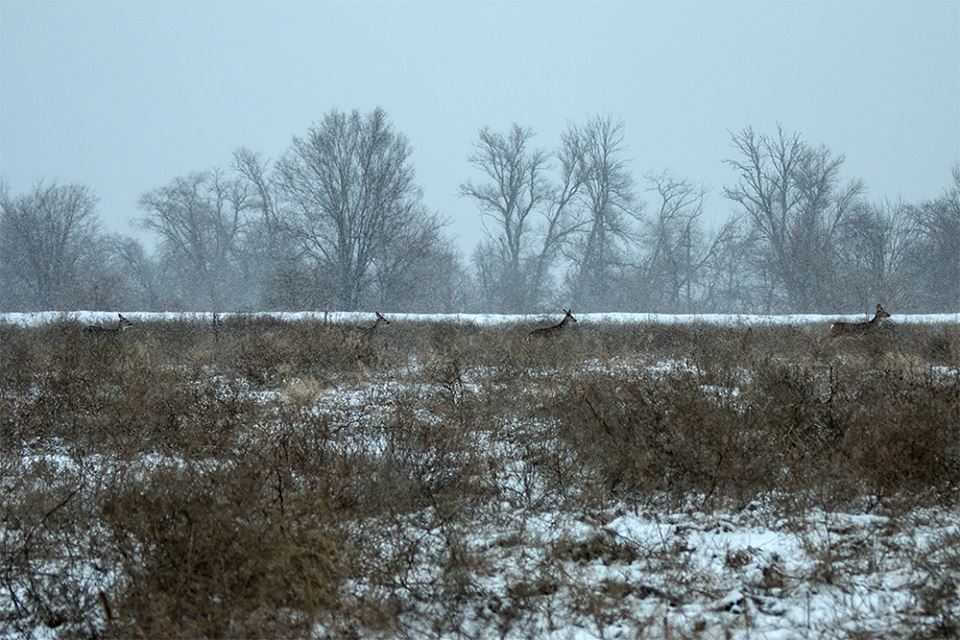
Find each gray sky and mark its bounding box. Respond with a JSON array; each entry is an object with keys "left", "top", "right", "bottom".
[{"left": 2, "top": 0, "right": 958, "bottom": 255}]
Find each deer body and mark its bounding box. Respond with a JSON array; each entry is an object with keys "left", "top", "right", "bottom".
[
  {"left": 84, "top": 313, "right": 134, "bottom": 335},
  {"left": 830, "top": 304, "right": 891, "bottom": 337},
  {"left": 212, "top": 312, "right": 224, "bottom": 343},
  {"left": 529, "top": 309, "right": 577, "bottom": 338},
  {"left": 346, "top": 312, "right": 390, "bottom": 362},
  {"left": 352, "top": 312, "right": 390, "bottom": 339}
]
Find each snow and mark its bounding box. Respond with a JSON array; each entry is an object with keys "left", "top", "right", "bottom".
[
  {"left": 1, "top": 310, "right": 958, "bottom": 327},
  {"left": 4, "top": 311, "right": 959, "bottom": 639}
]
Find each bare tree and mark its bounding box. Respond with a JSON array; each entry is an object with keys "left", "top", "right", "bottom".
[
  {"left": 230, "top": 147, "right": 308, "bottom": 309},
  {"left": 723, "top": 125, "right": 864, "bottom": 312},
  {"left": 232, "top": 148, "right": 280, "bottom": 245},
  {"left": 276, "top": 108, "right": 433, "bottom": 310},
  {"left": 837, "top": 200, "right": 918, "bottom": 310},
  {"left": 460, "top": 124, "right": 584, "bottom": 311},
  {"left": 371, "top": 204, "right": 447, "bottom": 309},
  {"left": 0, "top": 182, "right": 100, "bottom": 310},
  {"left": 567, "top": 115, "right": 639, "bottom": 310},
  {"left": 139, "top": 169, "right": 250, "bottom": 309},
  {"left": 905, "top": 165, "right": 960, "bottom": 311},
  {"left": 698, "top": 218, "right": 760, "bottom": 313},
  {"left": 375, "top": 236, "right": 465, "bottom": 312},
  {"left": 637, "top": 173, "right": 726, "bottom": 311}
]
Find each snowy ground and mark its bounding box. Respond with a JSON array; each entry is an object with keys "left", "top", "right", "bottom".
[
  {"left": 9, "top": 372, "right": 959, "bottom": 639},
  {"left": 294, "top": 372, "right": 960, "bottom": 639},
  {"left": 1, "top": 309, "right": 958, "bottom": 327},
  {"left": 3, "top": 315, "right": 958, "bottom": 638}
]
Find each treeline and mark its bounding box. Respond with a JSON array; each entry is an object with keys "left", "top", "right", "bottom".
[{"left": 1, "top": 109, "right": 957, "bottom": 313}]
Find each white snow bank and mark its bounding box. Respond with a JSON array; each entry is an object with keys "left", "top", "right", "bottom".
[{"left": 0, "top": 310, "right": 957, "bottom": 327}]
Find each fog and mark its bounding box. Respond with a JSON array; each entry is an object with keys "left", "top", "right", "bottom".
[{"left": 1, "top": 0, "right": 958, "bottom": 313}]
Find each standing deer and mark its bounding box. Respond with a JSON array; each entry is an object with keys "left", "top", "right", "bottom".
[
  {"left": 529, "top": 309, "right": 578, "bottom": 338},
  {"left": 830, "top": 304, "right": 891, "bottom": 337},
  {"left": 212, "top": 312, "right": 224, "bottom": 343},
  {"left": 347, "top": 312, "right": 391, "bottom": 364},
  {"left": 84, "top": 313, "right": 134, "bottom": 335},
  {"left": 358, "top": 312, "right": 390, "bottom": 337}
]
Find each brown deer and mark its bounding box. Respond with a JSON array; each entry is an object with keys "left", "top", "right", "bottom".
[
  {"left": 347, "top": 312, "right": 391, "bottom": 362},
  {"left": 212, "top": 312, "right": 224, "bottom": 343},
  {"left": 830, "top": 304, "right": 891, "bottom": 337},
  {"left": 84, "top": 313, "right": 134, "bottom": 335},
  {"left": 529, "top": 309, "right": 577, "bottom": 338},
  {"left": 359, "top": 312, "right": 390, "bottom": 337}
]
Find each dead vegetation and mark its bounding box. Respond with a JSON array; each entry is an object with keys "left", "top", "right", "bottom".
[{"left": 1, "top": 317, "right": 958, "bottom": 637}]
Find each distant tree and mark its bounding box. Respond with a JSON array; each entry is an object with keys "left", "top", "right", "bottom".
[
  {"left": 230, "top": 147, "right": 305, "bottom": 309},
  {"left": 232, "top": 147, "right": 281, "bottom": 251},
  {"left": 724, "top": 125, "right": 864, "bottom": 312},
  {"left": 111, "top": 237, "right": 164, "bottom": 310},
  {"left": 566, "top": 116, "right": 639, "bottom": 310},
  {"left": 276, "top": 108, "right": 439, "bottom": 310},
  {"left": 836, "top": 200, "right": 917, "bottom": 311},
  {"left": 904, "top": 166, "right": 960, "bottom": 311},
  {"left": 66, "top": 233, "right": 134, "bottom": 310},
  {"left": 698, "top": 217, "right": 760, "bottom": 313},
  {"left": 374, "top": 240, "right": 468, "bottom": 312},
  {"left": 139, "top": 169, "right": 251, "bottom": 309},
  {"left": 370, "top": 207, "right": 449, "bottom": 310},
  {"left": 634, "top": 173, "right": 736, "bottom": 312},
  {"left": 471, "top": 239, "right": 508, "bottom": 311},
  {"left": 0, "top": 181, "right": 100, "bottom": 310},
  {"left": 460, "top": 124, "right": 585, "bottom": 311}
]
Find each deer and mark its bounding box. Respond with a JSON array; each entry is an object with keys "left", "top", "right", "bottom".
[
  {"left": 529, "top": 309, "right": 578, "bottom": 338},
  {"left": 345, "top": 312, "right": 391, "bottom": 364},
  {"left": 353, "top": 312, "right": 390, "bottom": 338},
  {"left": 830, "top": 304, "right": 891, "bottom": 337},
  {"left": 84, "top": 313, "right": 134, "bottom": 335},
  {"left": 212, "top": 312, "right": 224, "bottom": 343}
]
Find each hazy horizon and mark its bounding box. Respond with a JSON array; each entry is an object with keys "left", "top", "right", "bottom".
[{"left": 2, "top": 0, "right": 958, "bottom": 255}]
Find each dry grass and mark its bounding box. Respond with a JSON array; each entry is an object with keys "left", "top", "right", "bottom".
[{"left": 1, "top": 317, "right": 958, "bottom": 637}]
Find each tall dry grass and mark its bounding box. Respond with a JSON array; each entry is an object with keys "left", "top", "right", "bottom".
[{"left": 0, "top": 316, "right": 957, "bottom": 637}]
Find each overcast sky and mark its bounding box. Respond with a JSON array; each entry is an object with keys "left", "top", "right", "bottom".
[{"left": 1, "top": 0, "right": 958, "bottom": 254}]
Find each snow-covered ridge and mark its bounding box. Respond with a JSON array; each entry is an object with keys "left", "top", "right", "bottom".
[{"left": 1, "top": 310, "right": 958, "bottom": 327}]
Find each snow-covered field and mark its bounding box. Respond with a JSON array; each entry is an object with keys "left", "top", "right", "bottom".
[
  {"left": 8, "top": 374, "right": 959, "bottom": 639},
  {"left": 2, "top": 314, "right": 958, "bottom": 638},
  {"left": 2, "top": 309, "right": 958, "bottom": 327}
]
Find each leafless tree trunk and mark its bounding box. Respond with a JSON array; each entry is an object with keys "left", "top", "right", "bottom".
[
  {"left": 567, "top": 115, "right": 639, "bottom": 310},
  {"left": 905, "top": 165, "right": 960, "bottom": 311},
  {"left": 276, "top": 108, "right": 430, "bottom": 310},
  {"left": 231, "top": 147, "right": 308, "bottom": 309},
  {"left": 638, "top": 174, "right": 708, "bottom": 310},
  {"left": 139, "top": 169, "right": 250, "bottom": 309},
  {"left": 460, "top": 124, "right": 584, "bottom": 311},
  {"left": 837, "top": 200, "right": 918, "bottom": 310},
  {"left": 697, "top": 218, "right": 760, "bottom": 313},
  {"left": 371, "top": 203, "right": 446, "bottom": 309},
  {"left": 0, "top": 182, "right": 100, "bottom": 310},
  {"left": 232, "top": 147, "right": 281, "bottom": 251},
  {"left": 723, "top": 124, "right": 863, "bottom": 312},
  {"left": 111, "top": 237, "right": 163, "bottom": 310}
]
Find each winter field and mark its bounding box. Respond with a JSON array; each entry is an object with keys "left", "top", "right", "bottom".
[
  {"left": 1, "top": 312, "right": 959, "bottom": 638},
  {"left": 3, "top": 310, "right": 959, "bottom": 328}
]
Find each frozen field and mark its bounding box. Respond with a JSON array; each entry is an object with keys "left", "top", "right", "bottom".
[
  {"left": 2, "top": 310, "right": 959, "bottom": 327},
  {"left": 2, "top": 315, "right": 958, "bottom": 638}
]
